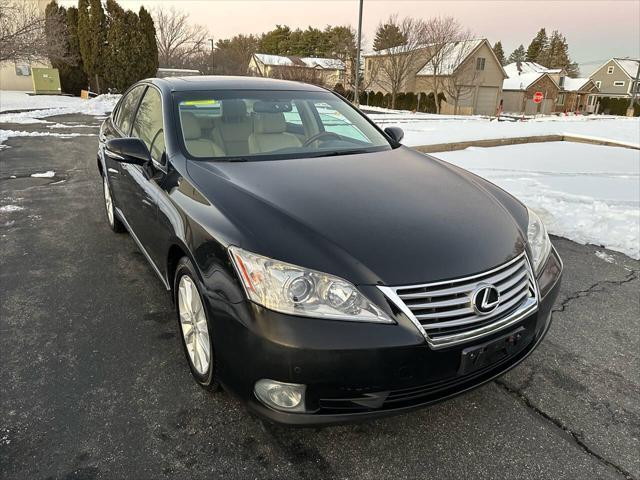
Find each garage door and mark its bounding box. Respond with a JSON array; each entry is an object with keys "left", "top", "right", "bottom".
[{"left": 475, "top": 87, "right": 499, "bottom": 116}]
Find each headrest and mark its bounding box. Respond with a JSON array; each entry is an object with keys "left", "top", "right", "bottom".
[
  {"left": 221, "top": 99, "right": 247, "bottom": 120},
  {"left": 253, "top": 112, "right": 286, "bottom": 134},
  {"left": 181, "top": 112, "right": 201, "bottom": 140}
]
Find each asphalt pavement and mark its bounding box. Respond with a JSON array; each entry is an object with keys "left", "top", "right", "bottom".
[{"left": 1, "top": 114, "right": 638, "bottom": 480}]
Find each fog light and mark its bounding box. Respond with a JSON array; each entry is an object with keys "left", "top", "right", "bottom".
[{"left": 254, "top": 379, "right": 306, "bottom": 413}]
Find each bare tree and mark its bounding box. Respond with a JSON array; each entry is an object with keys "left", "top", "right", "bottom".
[
  {"left": 369, "top": 15, "right": 426, "bottom": 109},
  {"left": 0, "top": 0, "right": 65, "bottom": 63},
  {"left": 438, "top": 38, "right": 480, "bottom": 114},
  {"left": 419, "top": 16, "right": 470, "bottom": 113},
  {"left": 153, "top": 7, "right": 209, "bottom": 69}
]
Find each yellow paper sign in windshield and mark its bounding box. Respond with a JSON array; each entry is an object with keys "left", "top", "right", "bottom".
[{"left": 180, "top": 99, "right": 220, "bottom": 107}]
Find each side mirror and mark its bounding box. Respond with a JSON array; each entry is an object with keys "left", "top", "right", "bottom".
[
  {"left": 384, "top": 126, "right": 404, "bottom": 144},
  {"left": 105, "top": 138, "right": 151, "bottom": 165}
]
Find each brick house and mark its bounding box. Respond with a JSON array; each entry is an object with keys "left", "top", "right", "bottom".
[
  {"left": 556, "top": 78, "right": 600, "bottom": 113},
  {"left": 363, "top": 39, "right": 506, "bottom": 115}
]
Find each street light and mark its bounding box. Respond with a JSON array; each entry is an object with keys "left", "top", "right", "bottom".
[
  {"left": 353, "top": 0, "right": 363, "bottom": 105},
  {"left": 208, "top": 38, "right": 215, "bottom": 74}
]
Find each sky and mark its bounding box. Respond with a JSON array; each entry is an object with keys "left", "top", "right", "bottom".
[{"left": 60, "top": 0, "right": 640, "bottom": 76}]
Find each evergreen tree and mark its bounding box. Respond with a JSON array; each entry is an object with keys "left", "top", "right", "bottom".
[
  {"left": 138, "top": 7, "right": 158, "bottom": 78},
  {"left": 259, "top": 25, "right": 292, "bottom": 55},
  {"left": 44, "top": 1, "right": 88, "bottom": 95},
  {"left": 526, "top": 28, "right": 548, "bottom": 62},
  {"left": 492, "top": 41, "right": 506, "bottom": 65},
  {"left": 373, "top": 22, "right": 407, "bottom": 51},
  {"left": 78, "top": 0, "right": 106, "bottom": 92},
  {"left": 544, "top": 30, "right": 579, "bottom": 76},
  {"left": 507, "top": 44, "right": 526, "bottom": 64}
]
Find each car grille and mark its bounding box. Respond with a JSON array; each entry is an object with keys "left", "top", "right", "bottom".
[{"left": 378, "top": 252, "right": 538, "bottom": 349}]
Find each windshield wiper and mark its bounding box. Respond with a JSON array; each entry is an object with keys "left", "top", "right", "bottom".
[{"left": 308, "top": 149, "right": 367, "bottom": 158}]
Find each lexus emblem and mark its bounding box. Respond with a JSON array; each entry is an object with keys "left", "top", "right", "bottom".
[{"left": 471, "top": 284, "right": 500, "bottom": 315}]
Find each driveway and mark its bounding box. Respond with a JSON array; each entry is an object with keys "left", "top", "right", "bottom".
[{"left": 1, "top": 114, "right": 638, "bottom": 480}]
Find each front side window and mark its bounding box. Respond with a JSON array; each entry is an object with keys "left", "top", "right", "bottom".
[
  {"left": 613, "top": 81, "right": 625, "bottom": 87},
  {"left": 607, "top": 66, "right": 614, "bottom": 74},
  {"left": 115, "top": 85, "right": 145, "bottom": 134},
  {"left": 476, "top": 57, "right": 486, "bottom": 71},
  {"left": 174, "top": 90, "right": 392, "bottom": 161},
  {"left": 557, "top": 93, "right": 565, "bottom": 106},
  {"left": 132, "top": 87, "right": 165, "bottom": 163},
  {"left": 595, "top": 80, "right": 601, "bottom": 88}
]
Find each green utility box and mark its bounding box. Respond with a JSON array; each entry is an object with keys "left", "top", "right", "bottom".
[{"left": 31, "top": 68, "right": 61, "bottom": 95}]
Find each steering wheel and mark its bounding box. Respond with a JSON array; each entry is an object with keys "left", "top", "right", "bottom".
[{"left": 302, "top": 131, "right": 341, "bottom": 147}]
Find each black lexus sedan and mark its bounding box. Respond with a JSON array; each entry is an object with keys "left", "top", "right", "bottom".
[{"left": 97, "top": 76, "right": 562, "bottom": 425}]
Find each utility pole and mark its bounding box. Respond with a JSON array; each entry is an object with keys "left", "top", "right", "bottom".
[
  {"left": 627, "top": 60, "right": 639, "bottom": 116},
  {"left": 209, "top": 38, "right": 215, "bottom": 74},
  {"left": 353, "top": 0, "right": 363, "bottom": 105}
]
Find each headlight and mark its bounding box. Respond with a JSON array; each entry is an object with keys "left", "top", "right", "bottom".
[
  {"left": 526, "top": 208, "right": 551, "bottom": 275},
  {"left": 229, "top": 246, "right": 393, "bottom": 323}
]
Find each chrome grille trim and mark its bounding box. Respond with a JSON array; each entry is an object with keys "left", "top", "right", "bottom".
[{"left": 378, "top": 252, "right": 539, "bottom": 349}]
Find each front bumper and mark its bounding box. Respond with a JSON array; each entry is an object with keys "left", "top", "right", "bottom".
[{"left": 212, "top": 248, "right": 562, "bottom": 426}]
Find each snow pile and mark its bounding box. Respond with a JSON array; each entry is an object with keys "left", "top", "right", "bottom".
[
  {"left": 370, "top": 113, "right": 640, "bottom": 147},
  {"left": 434, "top": 142, "right": 640, "bottom": 259},
  {"left": 0, "top": 91, "right": 119, "bottom": 123}
]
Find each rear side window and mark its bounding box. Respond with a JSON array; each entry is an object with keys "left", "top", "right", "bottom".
[
  {"left": 114, "top": 85, "right": 144, "bottom": 134},
  {"left": 132, "top": 87, "right": 164, "bottom": 163}
]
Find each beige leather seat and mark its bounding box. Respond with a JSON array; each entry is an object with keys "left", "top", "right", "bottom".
[
  {"left": 212, "top": 100, "right": 252, "bottom": 155},
  {"left": 248, "top": 112, "right": 303, "bottom": 154},
  {"left": 181, "top": 112, "right": 225, "bottom": 157}
]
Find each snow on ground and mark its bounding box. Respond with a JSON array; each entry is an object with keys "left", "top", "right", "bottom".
[
  {"left": 0, "top": 205, "right": 24, "bottom": 213},
  {"left": 434, "top": 142, "right": 640, "bottom": 259},
  {"left": 0, "top": 130, "right": 95, "bottom": 149},
  {"left": 369, "top": 110, "right": 640, "bottom": 147},
  {"left": 0, "top": 91, "right": 119, "bottom": 123},
  {"left": 31, "top": 171, "right": 55, "bottom": 178}
]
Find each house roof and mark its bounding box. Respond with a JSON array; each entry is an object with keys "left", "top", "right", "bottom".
[
  {"left": 562, "top": 77, "right": 593, "bottom": 92},
  {"left": 503, "top": 62, "right": 563, "bottom": 77},
  {"left": 416, "top": 39, "right": 484, "bottom": 75},
  {"left": 254, "top": 53, "right": 345, "bottom": 70},
  {"left": 613, "top": 58, "right": 640, "bottom": 78},
  {"left": 503, "top": 72, "right": 559, "bottom": 91}
]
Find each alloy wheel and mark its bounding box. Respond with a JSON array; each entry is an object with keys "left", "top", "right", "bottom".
[{"left": 178, "top": 275, "right": 211, "bottom": 375}]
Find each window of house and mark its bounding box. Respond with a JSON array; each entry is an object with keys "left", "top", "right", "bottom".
[
  {"left": 14, "top": 64, "right": 31, "bottom": 76},
  {"left": 588, "top": 95, "right": 596, "bottom": 106},
  {"left": 607, "top": 66, "right": 614, "bottom": 74},
  {"left": 613, "top": 81, "right": 625, "bottom": 87},
  {"left": 559, "top": 76, "right": 565, "bottom": 88},
  {"left": 595, "top": 80, "right": 601, "bottom": 89},
  {"left": 557, "top": 93, "right": 565, "bottom": 106},
  {"left": 476, "top": 57, "right": 486, "bottom": 71}
]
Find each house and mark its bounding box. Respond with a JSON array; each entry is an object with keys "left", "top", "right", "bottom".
[
  {"left": 248, "top": 53, "right": 345, "bottom": 88},
  {"left": 501, "top": 61, "right": 599, "bottom": 114},
  {"left": 501, "top": 62, "right": 561, "bottom": 114},
  {"left": 0, "top": 0, "right": 51, "bottom": 92},
  {"left": 556, "top": 78, "right": 600, "bottom": 113},
  {"left": 363, "top": 38, "right": 506, "bottom": 115},
  {"left": 589, "top": 58, "right": 640, "bottom": 99}
]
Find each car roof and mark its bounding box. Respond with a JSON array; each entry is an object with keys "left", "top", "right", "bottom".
[{"left": 149, "top": 75, "right": 329, "bottom": 93}]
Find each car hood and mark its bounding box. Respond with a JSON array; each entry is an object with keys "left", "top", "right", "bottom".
[{"left": 186, "top": 147, "right": 528, "bottom": 286}]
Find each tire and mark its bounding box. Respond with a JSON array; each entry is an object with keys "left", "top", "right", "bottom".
[
  {"left": 102, "top": 174, "right": 125, "bottom": 233},
  {"left": 174, "top": 256, "right": 219, "bottom": 391}
]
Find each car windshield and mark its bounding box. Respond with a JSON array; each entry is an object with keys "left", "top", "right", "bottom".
[{"left": 174, "top": 90, "right": 392, "bottom": 161}]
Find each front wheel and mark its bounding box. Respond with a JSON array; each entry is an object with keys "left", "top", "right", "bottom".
[
  {"left": 102, "top": 175, "right": 125, "bottom": 233},
  {"left": 174, "top": 257, "right": 219, "bottom": 391}
]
